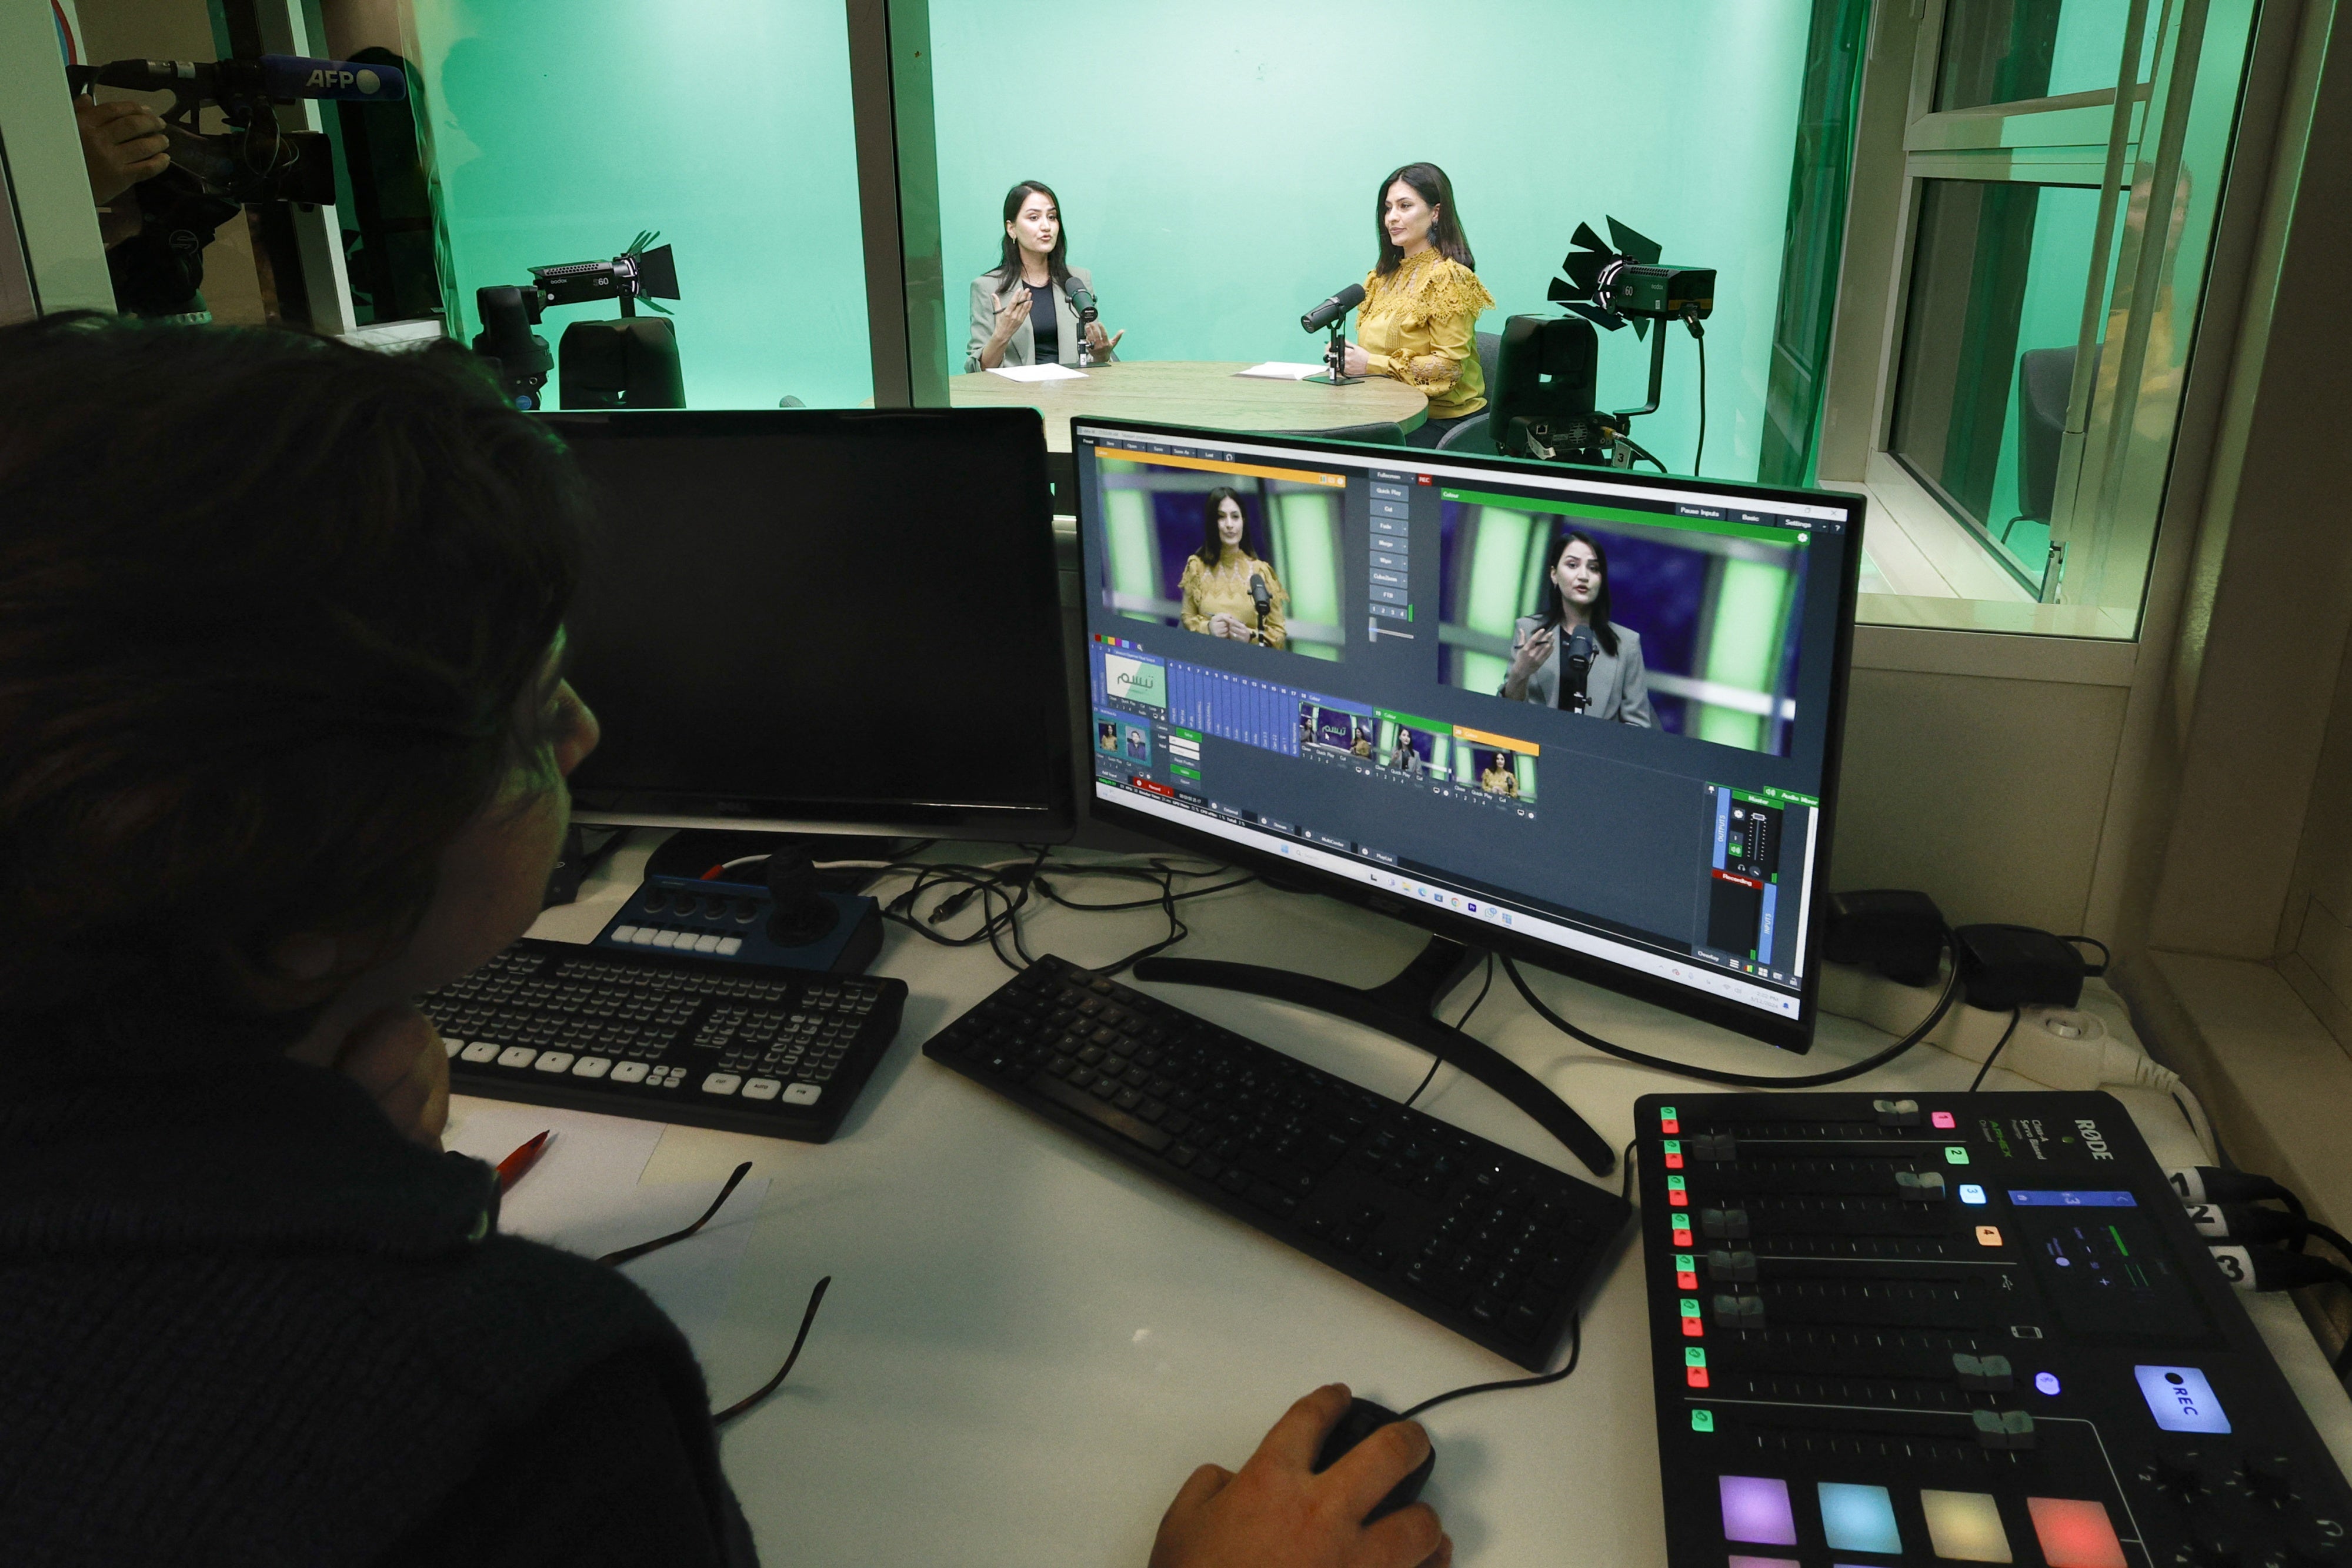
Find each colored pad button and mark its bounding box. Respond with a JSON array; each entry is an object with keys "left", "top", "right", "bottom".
[
  {"left": 1719, "top": 1476, "right": 1797, "bottom": 1546},
  {"left": 1690, "top": 1409, "right": 1714, "bottom": 1432},
  {"left": 1921, "top": 1490, "right": 2012, "bottom": 1563},
  {"left": 1960, "top": 1183, "right": 1988, "bottom": 1205},
  {"left": 1818, "top": 1483, "right": 1901, "bottom": 1555},
  {"left": 1932, "top": 1110, "right": 1957, "bottom": 1129},
  {"left": 1946, "top": 1146, "right": 1971, "bottom": 1164},
  {"left": 2027, "top": 1498, "right": 2126, "bottom": 1568}
]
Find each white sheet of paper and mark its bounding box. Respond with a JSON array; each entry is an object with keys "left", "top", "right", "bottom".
[
  {"left": 986, "top": 362, "right": 1088, "bottom": 383},
  {"left": 1235, "top": 361, "right": 1329, "bottom": 381}
]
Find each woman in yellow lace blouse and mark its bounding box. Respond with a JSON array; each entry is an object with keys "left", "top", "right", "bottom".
[
  {"left": 1339, "top": 162, "right": 1496, "bottom": 449},
  {"left": 1177, "top": 486, "right": 1286, "bottom": 649}
]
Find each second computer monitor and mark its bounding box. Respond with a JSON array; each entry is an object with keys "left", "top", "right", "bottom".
[
  {"left": 550, "top": 407, "right": 1076, "bottom": 841},
  {"left": 1072, "top": 419, "right": 1863, "bottom": 1051}
]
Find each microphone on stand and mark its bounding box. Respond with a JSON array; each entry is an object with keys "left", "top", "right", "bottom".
[
  {"left": 1249, "top": 572, "right": 1272, "bottom": 642},
  {"left": 1563, "top": 625, "right": 1596, "bottom": 713},
  {"left": 1300, "top": 283, "right": 1365, "bottom": 335},
  {"left": 1302, "top": 283, "right": 1367, "bottom": 387}
]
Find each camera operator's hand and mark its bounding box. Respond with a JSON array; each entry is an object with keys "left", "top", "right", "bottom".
[
  {"left": 1502, "top": 624, "right": 1554, "bottom": 701},
  {"left": 1149, "top": 1384, "right": 1449, "bottom": 1568},
  {"left": 78, "top": 97, "right": 171, "bottom": 208}
]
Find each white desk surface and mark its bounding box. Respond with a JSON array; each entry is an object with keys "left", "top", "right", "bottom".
[{"left": 501, "top": 846, "right": 2352, "bottom": 1567}]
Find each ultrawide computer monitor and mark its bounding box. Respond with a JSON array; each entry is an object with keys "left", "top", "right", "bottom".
[
  {"left": 1072, "top": 418, "right": 1864, "bottom": 1052},
  {"left": 550, "top": 408, "right": 1076, "bottom": 841}
]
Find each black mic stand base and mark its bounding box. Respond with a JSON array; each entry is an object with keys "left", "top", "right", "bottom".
[{"left": 1305, "top": 321, "right": 1365, "bottom": 386}]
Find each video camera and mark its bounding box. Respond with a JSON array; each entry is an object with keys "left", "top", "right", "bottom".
[
  {"left": 472, "top": 233, "right": 685, "bottom": 411},
  {"left": 66, "top": 54, "right": 408, "bottom": 208}
]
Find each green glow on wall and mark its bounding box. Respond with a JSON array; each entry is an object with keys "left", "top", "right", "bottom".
[
  {"left": 1694, "top": 558, "right": 1791, "bottom": 750},
  {"left": 1467, "top": 508, "right": 1535, "bottom": 633},
  {"left": 1275, "top": 491, "right": 1340, "bottom": 626},
  {"left": 1104, "top": 487, "right": 1154, "bottom": 599},
  {"left": 409, "top": 0, "right": 872, "bottom": 410},
  {"left": 931, "top": 0, "right": 1810, "bottom": 479},
  {"left": 1457, "top": 651, "right": 1508, "bottom": 698}
]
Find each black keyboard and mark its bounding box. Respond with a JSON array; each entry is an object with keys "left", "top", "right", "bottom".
[
  {"left": 923, "top": 953, "right": 1631, "bottom": 1369},
  {"left": 419, "top": 938, "right": 906, "bottom": 1142}
]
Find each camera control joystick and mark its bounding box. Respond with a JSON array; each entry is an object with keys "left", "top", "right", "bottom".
[{"left": 765, "top": 847, "right": 840, "bottom": 948}]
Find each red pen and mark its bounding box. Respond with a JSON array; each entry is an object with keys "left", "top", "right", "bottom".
[{"left": 495, "top": 1130, "right": 552, "bottom": 1193}]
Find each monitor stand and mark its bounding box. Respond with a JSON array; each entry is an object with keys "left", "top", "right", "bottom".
[
  {"left": 1134, "top": 937, "right": 1618, "bottom": 1178},
  {"left": 642, "top": 828, "right": 902, "bottom": 893}
]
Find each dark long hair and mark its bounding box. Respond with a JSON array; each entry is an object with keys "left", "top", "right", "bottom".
[
  {"left": 989, "top": 180, "right": 1071, "bottom": 296},
  {"left": 1374, "top": 162, "right": 1474, "bottom": 276},
  {"left": 1195, "top": 486, "right": 1264, "bottom": 569},
  {"left": 1537, "top": 528, "right": 1620, "bottom": 656},
  {"left": 0, "top": 313, "right": 583, "bottom": 1041}
]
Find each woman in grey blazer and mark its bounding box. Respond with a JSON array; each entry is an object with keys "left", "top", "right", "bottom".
[
  {"left": 1501, "top": 528, "right": 1654, "bottom": 725},
  {"left": 966, "top": 180, "right": 1124, "bottom": 373}
]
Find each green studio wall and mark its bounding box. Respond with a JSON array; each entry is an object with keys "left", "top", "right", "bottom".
[
  {"left": 409, "top": 0, "right": 873, "bottom": 411},
  {"left": 931, "top": 0, "right": 1810, "bottom": 481}
]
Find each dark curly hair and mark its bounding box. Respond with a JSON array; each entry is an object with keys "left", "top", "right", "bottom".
[{"left": 0, "top": 314, "right": 585, "bottom": 1045}]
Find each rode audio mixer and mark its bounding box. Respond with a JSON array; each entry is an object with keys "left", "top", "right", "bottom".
[{"left": 1636, "top": 1092, "right": 2350, "bottom": 1568}]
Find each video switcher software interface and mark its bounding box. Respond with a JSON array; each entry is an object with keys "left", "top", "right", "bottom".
[{"left": 1072, "top": 421, "right": 1859, "bottom": 1027}]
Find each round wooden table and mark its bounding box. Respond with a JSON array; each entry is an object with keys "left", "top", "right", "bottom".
[{"left": 943, "top": 359, "right": 1427, "bottom": 450}]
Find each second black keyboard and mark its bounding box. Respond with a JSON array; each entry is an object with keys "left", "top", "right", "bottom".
[{"left": 924, "top": 953, "right": 1632, "bottom": 1370}]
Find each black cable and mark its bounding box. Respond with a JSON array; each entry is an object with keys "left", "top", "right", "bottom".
[
  {"left": 1497, "top": 930, "right": 1962, "bottom": 1089},
  {"left": 1617, "top": 434, "right": 1670, "bottom": 474},
  {"left": 1968, "top": 1008, "right": 2024, "bottom": 1093},
  {"left": 597, "top": 1162, "right": 753, "bottom": 1266},
  {"left": 1399, "top": 1312, "right": 1581, "bottom": 1423},
  {"left": 714, "top": 1275, "right": 832, "bottom": 1423},
  {"left": 2056, "top": 933, "right": 2113, "bottom": 974},
  {"left": 1620, "top": 1138, "right": 1639, "bottom": 1206},
  {"left": 1404, "top": 955, "right": 1495, "bottom": 1110},
  {"left": 1689, "top": 314, "right": 1707, "bottom": 476}
]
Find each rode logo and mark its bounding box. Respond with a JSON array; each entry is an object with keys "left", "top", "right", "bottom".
[{"left": 2074, "top": 1119, "right": 2114, "bottom": 1160}]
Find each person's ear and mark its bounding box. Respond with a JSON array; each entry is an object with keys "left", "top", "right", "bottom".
[{"left": 272, "top": 933, "right": 339, "bottom": 980}]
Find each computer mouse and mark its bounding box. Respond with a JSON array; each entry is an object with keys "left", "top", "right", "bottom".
[{"left": 1312, "top": 1397, "right": 1436, "bottom": 1522}]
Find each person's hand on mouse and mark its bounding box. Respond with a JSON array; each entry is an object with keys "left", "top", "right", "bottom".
[{"left": 1148, "top": 1384, "right": 1450, "bottom": 1568}]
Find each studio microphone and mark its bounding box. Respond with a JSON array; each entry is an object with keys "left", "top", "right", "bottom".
[
  {"left": 1300, "top": 283, "right": 1365, "bottom": 335},
  {"left": 1250, "top": 572, "right": 1272, "bottom": 617},
  {"left": 1563, "top": 624, "right": 1596, "bottom": 712},
  {"left": 86, "top": 54, "right": 409, "bottom": 102},
  {"left": 1065, "top": 274, "right": 1099, "bottom": 324}
]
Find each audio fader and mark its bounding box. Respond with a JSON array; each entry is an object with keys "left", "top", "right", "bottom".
[{"left": 1637, "top": 1091, "right": 2349, "bottom": 1567}]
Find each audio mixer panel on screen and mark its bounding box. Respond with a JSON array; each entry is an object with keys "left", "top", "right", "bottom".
[{"left": 1636, "top": 1092, "right": 2350, "bottom": 1568}]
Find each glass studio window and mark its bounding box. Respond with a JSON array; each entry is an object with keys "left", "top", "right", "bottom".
[{"left": 1870, "top": 0, "right": 2258, "bottom": 632}]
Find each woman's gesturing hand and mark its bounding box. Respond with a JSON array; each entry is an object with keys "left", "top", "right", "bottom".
[
  {"left": 989, "top": 287, "right": 1034, "bottom": 349},
  {"left": 1149, "top": 1385, "right": 1450, "bottom": 1568},
  {"left": 1086, "top": 321, "right": 1125, "bottom": 358}
]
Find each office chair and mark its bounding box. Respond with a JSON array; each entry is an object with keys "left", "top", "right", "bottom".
[
  {"left": 1433, "top": 330, "right": 1503, "bottom": 453},
  {"left": 2007, "top": 344, "right": 2094, "bottom": 543}
]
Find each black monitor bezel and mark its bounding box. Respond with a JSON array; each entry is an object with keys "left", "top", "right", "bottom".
[
  {"left": 546, "top": 406, "right": 1079, "bottom": 843},
  {"left": 1069, "top": 416, "right": 1863, "bottom": 1054}
]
